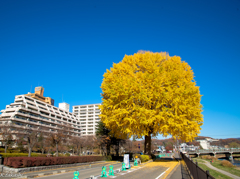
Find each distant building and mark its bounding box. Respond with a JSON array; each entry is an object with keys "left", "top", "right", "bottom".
[
  {"left": 0, "top": 87, "right": 81, "bottom": 146},
  {"left": 25, "top": 87, "right": 54, "bottom": 105},
  {"left": 59, "top": 102, "right": 70, "bottom": 112},
  {"left": 179, "top": 143, "right": 199, "bottom": 152},
  {"left": 156, "top": 146, "right": 166, "bottom": 153},
  {"left": 197, "top": 138, "right": 219, "bottom": 150},
  {"left": 72, "top": 104, "right": 101, "bottom": 136}
]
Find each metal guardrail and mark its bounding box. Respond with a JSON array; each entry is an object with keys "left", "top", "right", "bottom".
[
  {"left": 188, "top": 148, "right": 240, "bottom": 154},
  {"left": 181, "top": 152, "right": 215, "bottom": 179}
]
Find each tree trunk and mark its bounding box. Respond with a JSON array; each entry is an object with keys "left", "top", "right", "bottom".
[
  {"left": 56, "top": 142, "right": 59, "bottom": 157},
  {"left": 28, "top": 146, "right": 32, "bottom": 157},
  {"left": 115, "top": 142, "right": 119, "bottom": 156},
  {"left": 144, "top": 136, "right": 146, "bottom": 154},
  {"left": 106, "top": 143, "right": 110, "bottom": 156},
  {"left": 99, "top": 146, "right": 102, "bottom": 155},
  {"left": 42, "top": 148, "right": 44, "bottom": 154},
  {"left": 5, "top": 144, "right": 7, "bottom": 153},
  {"left": 144, "top": 133, "right": 152, "bottom": 155}
]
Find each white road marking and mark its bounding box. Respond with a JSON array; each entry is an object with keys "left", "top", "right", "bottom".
[{"left": 155, "top": 167, "right": 170, "bottom": 179}]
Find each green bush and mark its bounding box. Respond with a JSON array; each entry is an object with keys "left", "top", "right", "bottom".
[
  {"left": 65, "top": 153, "right": 70, "bottom": 157},
  {"left": 104, "top": 155, "right": 112, "bottom": 161},
  {"left": 0, "top": 153, "right": 46, "bottom": 157},
  {"left": 140, "top": 155, "right": 150, "bottom": 162},
  {"left": 150, "top": 154, "right": 156, "bottom": 160}
]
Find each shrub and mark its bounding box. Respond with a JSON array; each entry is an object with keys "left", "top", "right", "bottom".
[
  {"left": 0, "top": 153, "right": 46, "bottom": 158},
  {"left": 104, "top": 155, "right": 112, "bottom": 161},
  {"left": 221, "top": 160, "right": 234, "bottom": 167},
  {"left": 150, "top": 154, "right": 156, "bottom": 160},
  {"left": 140, "top": 155, "right": 150, "bottom": 162},
  {"left": 3, "top": 156, "right": 104, "bottom": 168},
  {"left": 201, "top": 155, "right": 217, "bottom": 161}
]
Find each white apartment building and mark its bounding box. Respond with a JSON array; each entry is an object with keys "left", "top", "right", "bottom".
[
  {"left": 72, "top": 104, "right": 101, "bottom": 136},
  {"left": 0, "top": 94, "right": 81, "bottom": 144}
]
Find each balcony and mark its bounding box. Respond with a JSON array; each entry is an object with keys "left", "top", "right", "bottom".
[
  {"left": 39, "top": 108, "right": 50, "bottom": 114},
  {"left": 27, "top": 105, "right": 38, "bottom": 110}
]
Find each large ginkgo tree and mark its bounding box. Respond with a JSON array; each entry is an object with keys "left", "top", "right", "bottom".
[{"left": 100, "top": 51, "right": 203, "bottom": 154}]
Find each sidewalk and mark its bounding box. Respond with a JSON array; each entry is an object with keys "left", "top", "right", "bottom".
[
  {"left": 203, "top": 160, "right": 240, "bottom": 179},
  {"left": 166, "top": 152, "right": 192, "bottom": 179}
]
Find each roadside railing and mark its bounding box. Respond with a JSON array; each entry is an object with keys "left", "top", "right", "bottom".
[
  {"left": 189, "top": 148, "right": 240, "bottom": 153},
  {"left": 181, "top": 152, "right": 215, "bottom": 179}
]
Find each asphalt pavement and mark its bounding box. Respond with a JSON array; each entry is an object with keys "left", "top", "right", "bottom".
[{"left": 21, "top": 162, "right": 130, "bottom": 179}]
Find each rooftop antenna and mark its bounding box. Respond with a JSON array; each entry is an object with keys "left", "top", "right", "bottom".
[
  {"left": 62, "top": 94, "right": 64, "bottom": 102},
  {"left": 30, "top": 85, "right": 32, "bottom": 93}
]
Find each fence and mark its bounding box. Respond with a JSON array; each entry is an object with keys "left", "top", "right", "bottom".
[{"left": 181, "top": 152, "right": 215, "bottom": 179}]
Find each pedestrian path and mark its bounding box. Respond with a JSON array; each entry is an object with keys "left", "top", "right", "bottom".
[
  {"left": 166, "top": 161, "right": 191, "bottom": 179},
  {"left": 202, "top": 160, "right": 240, "bottom": 179},
  {"left": 165, "top": 152, "right": 192, "bottom": 179}
]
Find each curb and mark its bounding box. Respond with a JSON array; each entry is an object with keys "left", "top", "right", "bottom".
[{"left": 16, "top": 169, "right": 73, "bottom": 178}]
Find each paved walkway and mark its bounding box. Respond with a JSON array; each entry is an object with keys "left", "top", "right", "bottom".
[
  {"left": 203, "top": 160, "right": 240, "bottom": 179},
  {"left": 166, "top": 152, "right": 192, "bottom": 179}
]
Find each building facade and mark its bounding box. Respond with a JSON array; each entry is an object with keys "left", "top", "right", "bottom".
[
  {"left": 72, "top": 104, "right": 101, "bottom": 136},
  {"left": 0, "top": 87, "right": 81, "bottom": 145}
]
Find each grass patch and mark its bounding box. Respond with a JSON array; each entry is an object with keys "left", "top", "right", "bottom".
[
  {"left": 198, "top": 163, "right": 232, "bottom": 179},
  {"left": 211, "top": 160, "right": 240, "bottom": 177},
  {"left": 197, "top": 158, "right": 240, "bottom": 177}
]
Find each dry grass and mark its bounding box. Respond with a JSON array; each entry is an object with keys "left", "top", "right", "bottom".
[
  {"left": 201, "top": 155, "right": 218, "bottom": 161},
  {"left": 221, "top": 160, "right": 235, "bottom": 167}
]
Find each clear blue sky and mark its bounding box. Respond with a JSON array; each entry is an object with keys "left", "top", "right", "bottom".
[{"left": 0, "top": 0, "right": 239, "bottom": 140}]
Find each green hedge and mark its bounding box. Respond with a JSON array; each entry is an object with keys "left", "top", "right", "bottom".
[{"left": 0, "top": 153, "right": 46, "bottom": 157}]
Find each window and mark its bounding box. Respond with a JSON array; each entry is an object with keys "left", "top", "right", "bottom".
[{"left": 29, "top": 119, "right": 38, "bottom": 123}]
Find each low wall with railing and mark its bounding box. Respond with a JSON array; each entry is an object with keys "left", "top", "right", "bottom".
[{"left": 181, "top": 152, "right": 215, "bottom": 179}]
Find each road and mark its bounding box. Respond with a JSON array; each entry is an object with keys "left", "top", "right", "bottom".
[
  {"left": 34, "top": 162, "right": 126, "bottom": 179},
  {"left": 34, "top": 159, "right": 178, "bottom": 179}
]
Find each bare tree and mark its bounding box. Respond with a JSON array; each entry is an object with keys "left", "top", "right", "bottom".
[
  {"left": 47, "top": 124, "right": 71, "bottom": 157},
  {"left": 69, "top": 136, "right": 85, "bottom": 155},
  {"left": 35, "top": 132, "right": 49, "bottom": 154},
  {"left": 0, "top": 123, "right": 13, "bottom": 153},
  {"left": 22, "top": 127, "right": 41, "bottom": 157}
]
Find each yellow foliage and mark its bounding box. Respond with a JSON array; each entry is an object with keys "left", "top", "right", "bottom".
[{"left": 100, "top": 51, "right": 203, "bottom": 141}]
